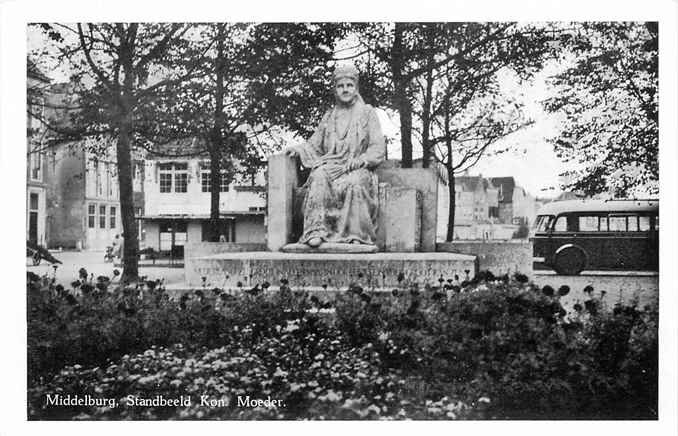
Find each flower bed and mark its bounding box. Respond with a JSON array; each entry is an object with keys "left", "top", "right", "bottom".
[{"left": 27, "top": 270, "right": 657, "bottom": 420}]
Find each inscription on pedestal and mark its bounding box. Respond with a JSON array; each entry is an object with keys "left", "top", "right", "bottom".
[{"left": 185, "top": 252, "right": 478, "bottom": 290}]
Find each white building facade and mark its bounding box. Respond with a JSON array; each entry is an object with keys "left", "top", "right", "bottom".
[{"left": 141, "top": 157, "right": 266, "bottom": 256}]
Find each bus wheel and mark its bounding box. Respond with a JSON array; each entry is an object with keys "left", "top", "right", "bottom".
[{"left": 554, "top": 246, "right": 587, "bottom": 275}]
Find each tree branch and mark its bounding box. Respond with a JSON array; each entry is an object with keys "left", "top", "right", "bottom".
[{"left": 77, "top": 24, "right": 113, "bottom": 93}]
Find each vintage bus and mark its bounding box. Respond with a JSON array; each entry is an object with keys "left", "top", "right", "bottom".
[{"left": 531, "top": 199, "right": 658, "bottom": 275}]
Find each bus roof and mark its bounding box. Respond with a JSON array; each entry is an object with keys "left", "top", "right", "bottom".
[{"left": 537, "top": 199, "right": 658, "bottom": 216}]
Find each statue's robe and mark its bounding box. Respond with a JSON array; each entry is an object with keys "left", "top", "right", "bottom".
[{"left": 292, "top": 95, "right": 385, "bottom": 245}]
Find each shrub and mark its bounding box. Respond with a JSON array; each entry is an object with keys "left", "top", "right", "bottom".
[
  {"left": 26, "top": 273, "right": 311, "bottom": 383},
  {"left": 27, "top": 271, "right": 657, "bottom": 420},
  {"left": 334, "top": 281, "right": 658, "bottom": 419},
  {"left": 29, "top": 314, "right": 472, "bottom": 420}
]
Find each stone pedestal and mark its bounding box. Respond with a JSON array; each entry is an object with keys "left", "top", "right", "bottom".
[
  {"left": 267, "top": 154, "right": 298, "bottom": 251},
  {"left": 385, "top": 187, "right": 422, "bottom": 252},
  {"left": 375, "top": 168, "right": 438, "bottom": 252},
  {"left": 185, "top": 251, "right": 478, "bottom": 291}
]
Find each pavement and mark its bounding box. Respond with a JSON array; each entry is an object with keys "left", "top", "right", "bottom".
[{"left": 26, "top": 250, "right": 185, "bottom": 287}]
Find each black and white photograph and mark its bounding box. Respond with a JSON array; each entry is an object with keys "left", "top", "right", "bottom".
[{"left": 1, "top": 0, "right": 677, "bottom": 431}]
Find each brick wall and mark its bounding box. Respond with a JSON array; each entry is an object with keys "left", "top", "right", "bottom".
[{"left": 437, "top": 240, "right": 532, "bottom": 275}]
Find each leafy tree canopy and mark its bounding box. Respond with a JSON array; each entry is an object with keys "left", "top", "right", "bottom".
[{"left": 544, "top": 22, "right": 658, "bottom": 197}]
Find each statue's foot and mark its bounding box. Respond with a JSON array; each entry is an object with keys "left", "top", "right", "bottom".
[{"left": 308, "top": 237, "right": 323, "bottom": 248}]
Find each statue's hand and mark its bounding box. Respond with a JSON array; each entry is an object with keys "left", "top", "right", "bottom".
[{"left": 345, "top": 157, "right": 365, "bottom": 172}]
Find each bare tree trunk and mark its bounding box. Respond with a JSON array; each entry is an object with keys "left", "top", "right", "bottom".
[
  {"left": 117, "top": 30, "right": 139, "bottom": 282},
  {"left": 208, "top": 26, "right": 226, "bottom": 242},
  {"left": 421, "top": 25, "right": 435, "bottom": 169},
  {"left": 391, "top": 23, "right": 413, "bottom": 168},
  {"left": 444, "top": 96, "right": 456, "bottom": 242},
  {"left": 447, "top": 170, "right": 456, "bottom": 242}
]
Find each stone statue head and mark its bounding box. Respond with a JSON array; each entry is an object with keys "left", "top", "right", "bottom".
[
  {"left": 333, "top": 63, "right": 360, "bottom": 105},
  {"left": 333, "top": 63, "right": 359, "bottom": 84}
]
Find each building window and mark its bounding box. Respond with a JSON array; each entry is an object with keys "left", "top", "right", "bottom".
[
  {"left": 174, "top": 163, "right": 188, "bottom": 193},
  {"left": 29, "top": 152, "right": 42, "bottom": 181},
  {"left": 107, "top": 165, "right": 113, "bottom": 197},
  {"left": 159, "top": 173, "right": 172, "bottom": 192},
  {"left": 30, "top": 193, "right": 39, "bottom": 211},
  {"left": 220, "top": 173, "right": 230, "bottom": 192},
  {"left": 200, "top": 165, "right": 230, "bottom": 193},
  {"left": 159, "top": 162, "right": 188, "bottom": 193},
  {"left": 159, "top": 163, "right": 172, "bottom": 193},
  {"left": 201, "top": 168, "right": 211, "bottom": 192},
  {"left": 110, "top": 206, "right": 116, "bottom": 229},
  {"left": 88, "top": 204, "right": 96, "bottom": 228},
  {"left": 99, "top": 205, "right": 106, "bottom": 228},
  {"left": 96, "top": 162, "right": 105, "bottom": 197}
]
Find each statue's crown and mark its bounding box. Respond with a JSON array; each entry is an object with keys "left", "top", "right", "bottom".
[{"left": 333, "top": 63, "right": 359, "bottom": 83}]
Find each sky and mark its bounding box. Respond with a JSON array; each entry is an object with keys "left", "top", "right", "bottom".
[
  {"left": 28, "top": 24, "right": 572, "bottom": 199},
  {"left": 375, "top": 62, "right": 570, "bottom": 199}
]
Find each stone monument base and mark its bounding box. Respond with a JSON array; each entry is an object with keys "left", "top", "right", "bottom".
[
  {"left": 281, "top": 242, "right": 379, "bottom": 254},
  {"left": 185, "top": 251, "right": 478, "bottom": 291}
]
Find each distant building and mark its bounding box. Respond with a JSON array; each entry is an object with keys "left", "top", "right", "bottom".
[
  {"left": 27, "top": 61, "right": 50, "bottom": 247},
  {"left": 39, "top": 83, "right": 145, "bottom": 250},
  {"left": 140, "top": 138, "right": 266, "bottom": 257},
  {"left": 490, "top": 177, "right": 537, "bottom": 227},
  {"left": 436, "top": 172, "right": 537, "bottom": 241},
  {"left": 44, "top": 138, "right": 144, "bottom": 250},
  {"left": 443, "top": 175, "right": 500, "bottom": 240}
]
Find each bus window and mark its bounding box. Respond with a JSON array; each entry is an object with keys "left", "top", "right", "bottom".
[
  {"left": 627, "top": 216, "right": 639, "bottom": 231},
  {"left": 554, "top": 216, "right": 568, "bottom": 232},
  {"left": 534, "top": 215, "right": 553, "bottom": 232},
  {"left": 609, "top": 215, "right": 627, "bottom": 232},
  {"left": 655, "top": 215, "right": 659, "bottom": 230},
  {"left": 639, "top": 216, "right": 651, "bottom": 231},
  {"left": 600, "top": 216, "right": 609, "bottom": 231},
  {"left": 579, "top": 216, "right": 599, "bottom": 231}
]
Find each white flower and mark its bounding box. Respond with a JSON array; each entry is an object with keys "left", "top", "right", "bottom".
[
  {"left": 273, "top": 367, "right": 288, "bottom": 378},
  {"left": 326, "top": 390, "right": 341, "bottom": 402}
]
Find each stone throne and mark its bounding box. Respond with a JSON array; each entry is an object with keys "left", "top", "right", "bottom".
[{"left": 266, "top": 153, "right": 440, "bottom": 253}]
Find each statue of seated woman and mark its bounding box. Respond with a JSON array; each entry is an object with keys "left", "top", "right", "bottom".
[{"left": 284, "top": 64, "right": 385, "bottom": 251}]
